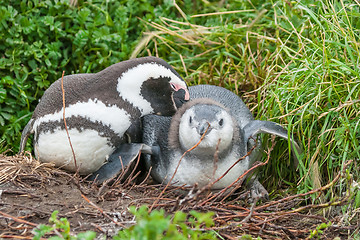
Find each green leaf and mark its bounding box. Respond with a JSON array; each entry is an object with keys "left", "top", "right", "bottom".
[
  {"left": 73, "top": 30, "right": 89, "bottom": 48},
  {"left": 1, "top": 112, "right": 12, "bottom": 120},
  {"left": 355, "top": 190, "right": 360, "bottom": 208},
  {"left": 32, "top": 224, "right": 54, "bottom": 240},
  {"left": 77, "top": 8, "right": 91, "bottom": 25},
  {"left": 0, "top": 89, "right": 6, "bottom": 102},
  {"left": 45, "top": 58, "right": 51, "bottom": 67},
  {"left": 76, "top": 231, "right": 97, "bottom": 240}
]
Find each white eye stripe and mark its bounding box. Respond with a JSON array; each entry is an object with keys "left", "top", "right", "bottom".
[{"left": 117, "top": 62, "right": 186, "bottom": 115}]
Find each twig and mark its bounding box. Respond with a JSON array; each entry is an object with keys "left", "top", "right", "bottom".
[
  {"left": 211, "top": 139, "right": 221, "bottom": 182},
  {"left": 60, "top": 70, "right": 78, "bottom": 172},
  {"left": 209, "top": 143, "right": 257, "bottom": 188},
  {"left": 241, "top": 200, "right": 257, "bottom": 223},
  {"left": 255, "top": 160, "right": 352, "bottom": 211},
  {"left": 199, "top": 136, "right": 274, "bottom": 206},
  {"left": 80, "top": 193, "right": 126, "bottom": 228},
  {"left": 0, "top": 236, "right": 38, "bottom": 239},
  {"left": 139, "top": 165, "right": 152, "bottom": 186},
  {"left": 0, "top": 210, "right": 37, "bottom": 227},
  {"left": 124, "top": 153, "right": 142, "bottom": 187}
]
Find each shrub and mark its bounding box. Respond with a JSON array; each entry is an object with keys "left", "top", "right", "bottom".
[{"left": 0, "top": 0, "right": 180, "bottom": 152}]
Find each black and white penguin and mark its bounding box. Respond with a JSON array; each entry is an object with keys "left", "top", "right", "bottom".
[
  {"left": 19, "top": 57, "right": 189, "bottom": 176},
  {"left": 142, "top": 85, "right": 301, "bottom": 199}
]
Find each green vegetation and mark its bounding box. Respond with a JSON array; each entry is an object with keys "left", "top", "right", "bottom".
[
  {"left": 33, "top": 210, "right": 96, "bottom": 240},
  {"left": 33, "top": 208, "right": 218, "bottom": 240},
  {"left": 308, "top": 222, "right": 332, "bottom": 239},
  {"left": 1, "top": 0, "right": 359, "bottom": 224},
  {"left": 115, "top": 206, "right": 217, "bottom": 240}
]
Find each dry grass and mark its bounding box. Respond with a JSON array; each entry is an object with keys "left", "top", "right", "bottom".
[
  {"left": 0, "top": 146, "right": 358, "bottom": 239},
  {"left": 0, "top": 152, "right": 56, "bottom": 185}
]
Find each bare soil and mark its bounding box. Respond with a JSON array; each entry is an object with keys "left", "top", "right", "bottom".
[{"left": 0, "top": 153, "right": 357, "bottom": 239}]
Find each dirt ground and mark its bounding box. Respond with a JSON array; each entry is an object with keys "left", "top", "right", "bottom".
[{"left": 0, "top": 152, "right": 358, "bottom": 239}]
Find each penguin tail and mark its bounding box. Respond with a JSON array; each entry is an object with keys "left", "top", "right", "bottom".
[{"left": 19, "top": 118, "right": 34, "bottom": 154}]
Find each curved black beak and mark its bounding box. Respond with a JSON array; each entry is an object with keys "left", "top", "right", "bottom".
[{"left": 173, "top": 88, "right": 189, "bottom": 108}]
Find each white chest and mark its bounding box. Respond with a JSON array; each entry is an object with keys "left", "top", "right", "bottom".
[{"left": 166, "top": 150, "right": 250, "bottom": 189}]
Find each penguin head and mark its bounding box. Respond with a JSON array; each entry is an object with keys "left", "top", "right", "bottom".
[
  {"left": 169, "top": 98, "right": 236, "bottom": 156},
  {"left": 117, "top": 57, "right": 189, "bottom": 116}
]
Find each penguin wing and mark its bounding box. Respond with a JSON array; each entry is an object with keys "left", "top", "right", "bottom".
[
  {"left": 243, "top": 120, "right": 302, "bottom": 166},
  {"left": 88, "top": 143, "right": 151, "bottom": 183},
  {"left": 18, "top": 118, "right": 35, "bottom": 153}
]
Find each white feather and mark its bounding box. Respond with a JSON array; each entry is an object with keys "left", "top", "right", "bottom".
[
  {"left": 166, "top": 149, "right": 249, "bottom": 189},
  {"left": 167, "top": 105, "right": 244, "bottom": 189},
  {"left": 35, "top": 128, "right": 114, "bottom": 174}
]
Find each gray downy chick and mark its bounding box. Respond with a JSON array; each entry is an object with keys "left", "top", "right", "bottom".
[{"left": 143, "top": 85, "right": 301, "bottom": 200}]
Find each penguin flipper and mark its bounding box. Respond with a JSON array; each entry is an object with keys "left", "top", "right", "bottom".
[
  {"left": 19, "top": 118, "right": 34, "bottom": 154},
  {"left": 88, "top": 143, "right": 152, "bottom": 183},
  {"left": 243, "top": 120, "right": 302, "bottom": 166}
]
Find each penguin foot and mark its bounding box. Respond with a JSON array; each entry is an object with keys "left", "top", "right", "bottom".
[
  {"left": 88, "top": 143, "right": 151, "bottom": 184},
  {"left": 249, "top": 179, "right": 269, "bottom": 202}
]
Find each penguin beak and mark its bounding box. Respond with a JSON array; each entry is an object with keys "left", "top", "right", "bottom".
[
  {"left": 197, "top": 121, "right": 211, "bottom": 136},
  {"left": 171, "top": 84, "right": 190, "bottom": 109}
]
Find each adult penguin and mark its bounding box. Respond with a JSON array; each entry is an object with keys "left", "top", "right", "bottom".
[
  {"left": 142, "top": 85, "right": 301, "bottom": 200},
  {"left": 19, "top": 57, "right": 189, "bottom": 179}
]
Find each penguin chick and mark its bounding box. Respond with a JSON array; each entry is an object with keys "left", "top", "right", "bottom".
[
  {"left": 144, "top": 99, "right": 248, "bottom": 189},
  {"left": 143, "top": 85, "right": 301, "bottom": 200},
  {"left": 19, "top": 57, "right": 189, "bottom": 176},
  {"left": 176, "top": 100, "right": 235, "bottom": 155}
]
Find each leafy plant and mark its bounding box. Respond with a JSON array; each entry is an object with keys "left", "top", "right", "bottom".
[
  {"left": 307, "top": 222, "right": 332, "bottom": 239},
  {"left": 32, "top": 208, "right": 218, "bottom": 240},
  {"left": 114, "top": 205, "right": 218, "bottom": 240},
  {"left": 32, "top": 210, "right": 96, "bottom": 240}
]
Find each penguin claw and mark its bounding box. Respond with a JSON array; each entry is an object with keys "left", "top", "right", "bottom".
[{"left": 249, "top": 179, "right": 269, "bottom": 202}]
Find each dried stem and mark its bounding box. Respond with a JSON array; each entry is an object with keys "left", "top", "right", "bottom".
[
  {"left": 60, "top": 71, "right": 78, "bottom": 172},
  {"left": 81, "top": 193, "right": 126, "bottom": 228}
]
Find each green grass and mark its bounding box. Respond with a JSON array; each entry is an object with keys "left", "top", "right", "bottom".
[
  {"left": 131, "top": 0, "right": 360, "bottom": 213},
  {"left": 1, "top": 0, "right": 359, "bottom": 222}
]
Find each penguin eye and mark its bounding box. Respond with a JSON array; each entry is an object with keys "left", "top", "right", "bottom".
[
  {"left": 170, "top": 83, "right": 177, "bottom": 90},
  {"left": 219, "top": 119, "right": 224, "bottom": 127}
]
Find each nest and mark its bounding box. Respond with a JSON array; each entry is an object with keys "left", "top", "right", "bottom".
[
  {"left": 0, "top": 151, "right": 357, "bottom": 239},
  {"left": 0, "top": 151, "right": 57, "bottom": 185}
]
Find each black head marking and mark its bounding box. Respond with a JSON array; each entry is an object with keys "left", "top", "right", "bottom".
[{"left": 141, "top": 76, "right": 178, "bottom": 116}]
